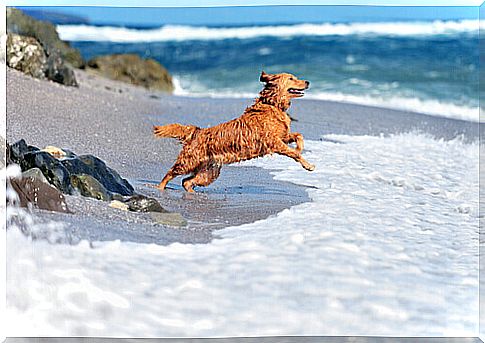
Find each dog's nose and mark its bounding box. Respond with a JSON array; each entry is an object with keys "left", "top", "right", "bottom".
[{"left": 305, "top": 80, "right": 310, "bottom": 88}]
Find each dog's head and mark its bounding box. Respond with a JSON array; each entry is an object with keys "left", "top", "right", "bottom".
[{"left": 260, "top": 71, "right": 310, "bottom": 99}]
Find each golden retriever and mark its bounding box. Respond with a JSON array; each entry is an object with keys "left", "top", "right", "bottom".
[{"left": 153, "top": 71, "right": 314, "bottom": 192}]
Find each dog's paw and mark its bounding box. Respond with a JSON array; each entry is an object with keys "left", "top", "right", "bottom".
[{"left": 304, "top": 163, "right": 315, "bottom": 171}]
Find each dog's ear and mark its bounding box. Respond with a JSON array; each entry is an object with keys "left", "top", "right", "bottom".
[{"left": 260, "top": 71, "right": 272, "bottom": 83}]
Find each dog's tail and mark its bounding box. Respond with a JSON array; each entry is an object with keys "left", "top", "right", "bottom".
[{"left": 153, "top": 124, "right": 198, "bottom": 143}]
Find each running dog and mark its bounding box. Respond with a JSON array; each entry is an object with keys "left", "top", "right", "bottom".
[{"left": 153, "top": 71, "right": 314, "bottom": 192}]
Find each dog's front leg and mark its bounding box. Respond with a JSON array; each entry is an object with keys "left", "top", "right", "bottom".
[{"left": 274, "top": 141, "right": 315, "bottom": 171}]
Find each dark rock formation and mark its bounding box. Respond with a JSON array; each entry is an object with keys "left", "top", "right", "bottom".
[
  {"left": 20, "top": 151, "right": 73, "bottom": 193},
  {"left": 8, "top": 140, "right": 134, "bottom": 196},
  {"left": 8, "top": 139, "right": 40, "bottom": 164},
  {"left": 7, "top": 7, "right": 84, "bottom": 68},
  {"left": 7, "top": 140, "right": 176, "bottom": 219},
  {"left": 87, "top": 54, "right": 174, "bottom": 93},
  {"left": 62, "top": 154, "right": 134, "bottom": 196}
]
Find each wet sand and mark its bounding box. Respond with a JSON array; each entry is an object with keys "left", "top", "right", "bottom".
[{"left": 6, "top": 67, "right": 481, "bottom": 244}]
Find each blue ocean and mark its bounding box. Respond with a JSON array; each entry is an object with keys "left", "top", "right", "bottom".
[{"left": 58, "top": 20, "right": 480, "bottom": 121}]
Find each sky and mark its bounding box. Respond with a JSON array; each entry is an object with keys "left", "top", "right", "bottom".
[
  {"left": 6, "top": 0, "right": 485, "bottom": 6},
  {"left": 16, "top": 5, "right": 479, "bottom": 26}
]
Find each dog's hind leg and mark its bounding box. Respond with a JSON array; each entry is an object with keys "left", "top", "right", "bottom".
[
  {"left": 157, "top": 163, "right": 189, "bottom": 190},
  {"left": 183, "top": 165, "right": 221, "bottom": 192},
  {"left": 285, "top": 132, "right": 304, "bottom": 153},
  {"left": 157, "top": 170, "right": 177, "bottom": 190},
  {"left": 182, "top": 174, "right": 196, "bottom": 193},
  {"left": 274, "top": 141, "right": 315, "bottom": 171}
]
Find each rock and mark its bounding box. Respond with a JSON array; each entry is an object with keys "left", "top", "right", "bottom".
[
  {"left": 9, "top": 139, "right": 135, "bottom": 201},
  {"left": 6, "top": 33, "right": 47, "bottom": 79},
  {"left": 7, "top": 33, "right": 78, "bottom": 87},
  {"left": 9, "top": 170, "right": 71, "bottom": 213},
  {"left": 22, "top": 167, "right": 48, "bottom": 183},
  {"left": 8, "top": 139, "right": 29, "bottom": 164},
  {"left": 150, "top": 212, "right": 187, "bottom": 227},
  {"left": 20, "top": 151, "right": 72, "bottom": 193},
  {"left": 70, "top": 174, "right": 111, "bottom": 201},
  {"left": 61, "top": 154, "right": 134, "bottom": 196},
  {"left": 45, "top": 49, "right": 78, "bottom": 87},
  {"left": 6, "top": 8, "right": 80, "bottom": 86},
  {"left": 109, "top": 200, "right": 129, "bottom": 211},
  {"left": 123, "top": 194, "right": 167, "bottom": 213},
  {"left": 86, "top": 54, "right": 174, "bottom": 93},
  {"left": 7, "top": 8, "right": 84, "bottom": 68},
  {"left": 41, "top": 145, "right": 68, "bottom": 158}
]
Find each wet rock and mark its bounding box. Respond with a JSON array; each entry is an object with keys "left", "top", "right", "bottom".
[
  {"left": 109, "top": 200, "right": 129, "bottom": 211},
  {"left": 70, "top": 174, "right": 111, "bottom": 201},
  {"left": 61, "top": 154, "right": 134, "bottom": 196},
  {"left": 20, "top": 151, "right": 72, "bottom": 193},
  {"left": 123, "top": 194, "right": 167, "bottom": 213},
  {"left": 6, "top": 33, "right": 47, "bottom": 79},
  {"left": 9, "top": 139, "right": 41, "bottom": 165},
  {"left": 7, "top": 8, "right": 84, "bottom": 68},
  {"left": 22, "top": 167, "right": 48, "bottom": 183},
  {"left": 9, "top": 139, "right": 135, "bottom": 202},
  {"left": 9, "top": 169, "right": 71, "bottom": 213},
  {"left": 8, "top": 139, "right": 28, "bottom": 164},
  {"left": 86, "top": 54, "right": 174, "bottom": 93},
  {"left": 150, "top": 212, "right": 187, "bottom": 227}
]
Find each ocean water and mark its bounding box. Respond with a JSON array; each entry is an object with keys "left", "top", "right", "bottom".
[
  {"left": 59, "top": 20, "right": 480, "bottom": 121},
  {"left": 6, "top": 133, "right": 479, "bottom": 336}
]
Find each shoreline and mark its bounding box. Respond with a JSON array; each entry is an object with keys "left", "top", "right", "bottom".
[{"left": 6, "top": 67, "right": 481, "bottom": 245}]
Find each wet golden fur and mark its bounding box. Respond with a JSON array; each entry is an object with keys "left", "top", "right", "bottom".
[{"left": 153, "top": 71, "right": 315, "bottom": 192}]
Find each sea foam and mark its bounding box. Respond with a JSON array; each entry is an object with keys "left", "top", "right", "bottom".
[
  {"left": 57, "top": 20, "right": 481, "bottom": 42},
  {"left": 6, "top": 133, "right": 478, "bottom": 337}
]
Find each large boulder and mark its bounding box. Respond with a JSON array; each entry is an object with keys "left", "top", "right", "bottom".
[
  {"left": 7, "top": 33, "right": 78, "bottom": 86},
  {"left": 7, "top": 7, "right": 84, "bottom": 68},
  {"left": 87, "top": 54, "right": 174, "bottom": 93},
  {"left": 6, "top": 33, "right": 47, "bottom": 79}
]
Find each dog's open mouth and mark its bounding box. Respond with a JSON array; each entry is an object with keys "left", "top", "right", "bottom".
[{"left": 288, "top": 88, "right": 306, "bottom": 96}]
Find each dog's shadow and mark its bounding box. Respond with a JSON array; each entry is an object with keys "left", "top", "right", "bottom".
[{"left": 138, "top": 179, "right": 290, "bottom": 196}]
